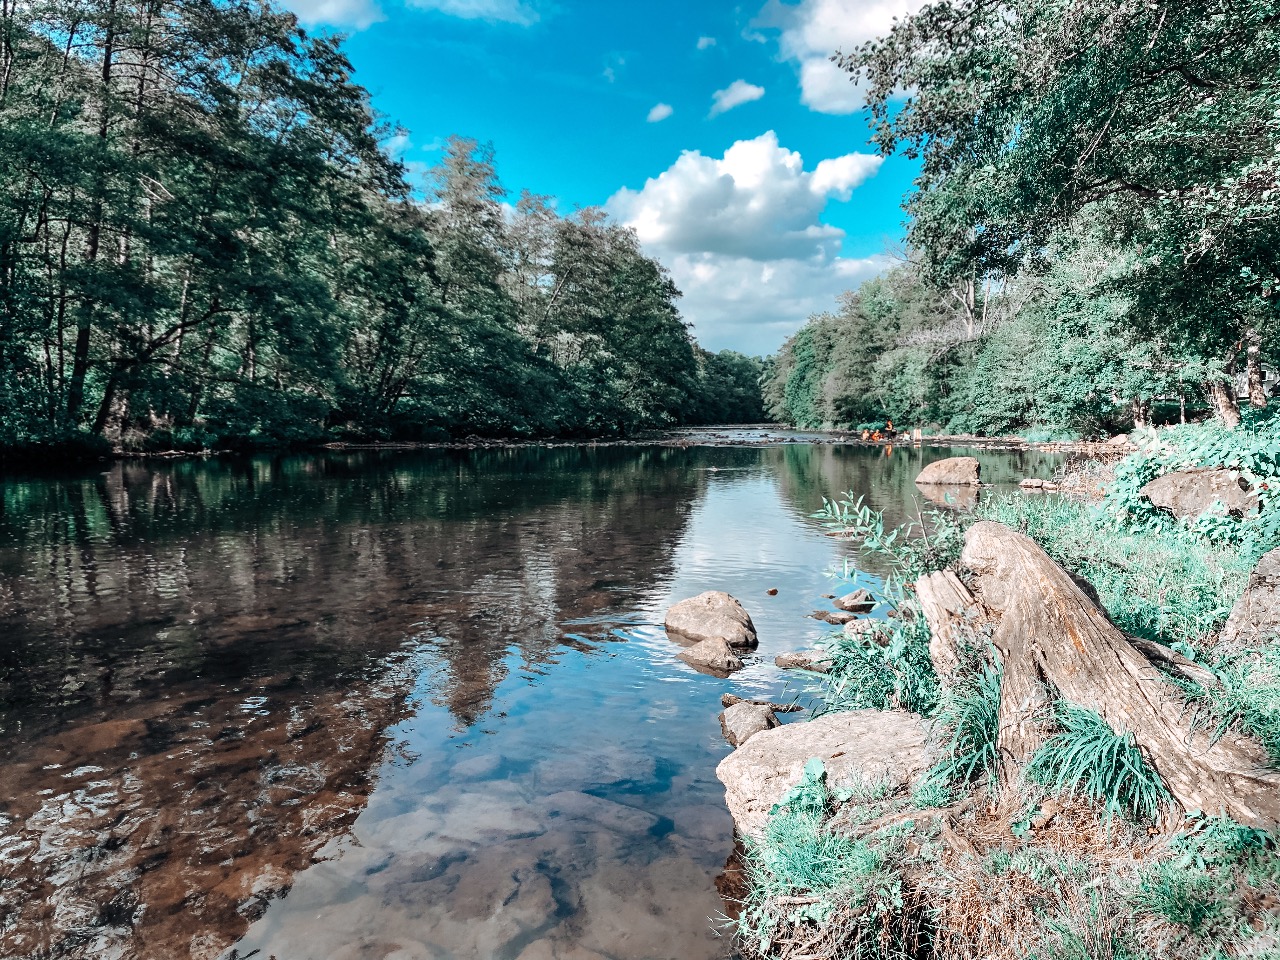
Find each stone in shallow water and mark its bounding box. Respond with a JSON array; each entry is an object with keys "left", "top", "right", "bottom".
[
  {"left": 915, "top": 456, "right": 981, "bottom": 485},
  {"left": 773, "top": 650, "right": 830, "bottom": 673},
  {"left": 677, "top": 637, "right": 744, "bottom": 676},
  {"left": 719, "top": 702, "right": 779, "bottom": 748},
  {"left": 715, "top": 709, "right": 930, "bottom": 840},
  {"left": 664, "top": 591, "right": 758, "bottom": 647}
]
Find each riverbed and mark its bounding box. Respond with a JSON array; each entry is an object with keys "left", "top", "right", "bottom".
[{"left": 0, "top": 436, "right": 1058, "bottom": 960}]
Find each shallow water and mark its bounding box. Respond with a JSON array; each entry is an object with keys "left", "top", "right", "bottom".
[{"left": 0, "top": 440, "right": 1058, "bottom": 960}]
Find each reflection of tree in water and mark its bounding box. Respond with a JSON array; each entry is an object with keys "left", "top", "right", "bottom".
[{"left": 0, "top": 448, "right": 710, "bottom": 959}]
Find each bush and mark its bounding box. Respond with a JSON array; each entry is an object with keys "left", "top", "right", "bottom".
[{"left": 1026, "top": 703, "right": 1170, "bottom": 823}]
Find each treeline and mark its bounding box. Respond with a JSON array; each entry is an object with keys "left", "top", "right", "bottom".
[
  {"left": 0, "top": 1, "right": 763, "bottom": 456},
  {"left": 768, "top": 0, "right": 1278, "bottom": 437}
]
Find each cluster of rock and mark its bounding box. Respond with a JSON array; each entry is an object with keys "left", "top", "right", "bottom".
[
  {"left": 664, "top": 591, "right": 759, "bottom": 675},
  {"left": 706, "top": 528, "right": 1280, "bottom": 843}
]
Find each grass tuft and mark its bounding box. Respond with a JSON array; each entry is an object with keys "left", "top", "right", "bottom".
[{"left": 1026, "top": 703, "right": 1170, "bottom": 823}]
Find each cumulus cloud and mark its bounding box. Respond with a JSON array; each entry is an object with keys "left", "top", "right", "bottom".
[
  {"left": 709, "top": 79, "right": 765, "bottom": 116},
  {"left": 607, "top": 132, "right": 888, "bottom": 354},
  {"left": 405, "top": 0, "right": 540, "bottom": 25},
  {"left": 696, "top": 36, "right": 717, "bottom": 49},
  {"left": 282, "top": 0, "right": 384, "bottom": 30},
  {"left": 762, "top": 0, "right": 925, "bottom": 113},
  {"left": 647, "top": 103, "right": 674, "bottom": 123}
]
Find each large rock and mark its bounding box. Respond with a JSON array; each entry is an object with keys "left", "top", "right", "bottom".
[
  {"left": 715, "top": 709, "right": 930, "bottom": 839},
  {"left": 665, "top": 591, "right": 758, "bottom": 648},
  {"left": 1140, "top": 468, "right": 1257, "bottom": 519},
  {"left": 719, "top": 702, "right": 780, "bottom": 748},
  {"left": 678, "top": 638, "right": 744, "bottom": 675},
  {"left": 1221, "top": 548, "right": 1280, "bottom": 650},
  {"left": 915, "top": 456, "right": 980, "bottom": 486}
]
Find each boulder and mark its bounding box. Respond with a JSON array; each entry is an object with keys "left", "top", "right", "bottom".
[
  {"left": 715, "top": 709, "right": 930, "bottom": 839},
  {"left": 1220, "top": 548, "right": 1280, "bottom": 651},
  {"left": 834, "top": 588, "right": 875, "bottom": 613},
  {"left": 1140, "top": 468, "right": 1257, "bottom": 519},
  {"left": 1108, "top": 433, "right": 1130, "bottom": 445},
  {"left": 774, "top": 650, "right": 830, "bottom": 673},
  {"left": 915, "top": 456, "right": 980, "bottom": 486},
  {"left": 719, "top": 702, "right": 780, "bottom": 748},
  {"left": 665, "top": 591, "right": 758, "bottom": 648},
  {"left": 1019, "top": 478, "right": 1045, "bottom": 489},
  {"left": 677, "top": 638, "right": 744, "bottom": 675}
]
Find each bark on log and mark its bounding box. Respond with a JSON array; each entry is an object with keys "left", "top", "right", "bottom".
[
  {"left": 915, "top": 570, "right": 981, "bottom": 678},
  {"left": 961, "top": 521, "right": 1280, "bottom": 829}
]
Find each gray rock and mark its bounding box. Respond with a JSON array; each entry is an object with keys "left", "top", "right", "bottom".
[
  {"left": 1220, "top": 548, "right": 1280, "bottom": 650},
  {"left": 842, "top": 618, "right": 882, "bottom": 641},
  {"left": 915, "top": 456, "right": 980, "bottom": 486},
  {"left": 809, "top": 609, "right": 857, "bottom": 625},
  {"left": 834, "top": 588, "right": 875, "bottom": 613},
  {"left": 678, "top": 637, "right": 744, "bottom": 675},
  {"left": 715, "top": 709, "right": 931, "bottom": 839},
  {"left": 774, "top": 650, "right": 830, "bottom": 673},
  {"left": 1019, "top": 478, "right": 1045, "bottom": 489},
  {"left": 665, "top": 591, "right": 758, "bottom": 647},
  {"left": 719, "top": 702, "right": 780, "bottom": 748},
  {"left": 1140, "top": 468, "right": 1257, "bottom": 519},
  {"left": 1108, "top": 433, "right": 1130, "bottom": 445}
]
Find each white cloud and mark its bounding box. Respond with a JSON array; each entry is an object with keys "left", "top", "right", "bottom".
[
  {"left": 709, "top": 79, "right": 765, "bottom": 116},
  {"left": 283, "top": 0, "right": 384, "bottom": 30},
  {"left": 607, "top": 132, "right": 888, "bottom": 354},
  {"left": 405, "top": 0, "right": 540, "bottom": 25},
  {"left": 696, "top": 36, "right": 717, "bottom": 49},
  {"left": 762, "top": 0, "right": 925, "bottom": 113},
  {"left": 647, "top": 103, "right": 674, "bottom": 123}
]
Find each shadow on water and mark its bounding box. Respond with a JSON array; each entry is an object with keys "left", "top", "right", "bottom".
[{"left": 0, "top": 442, "right": 1059, "bottom": 960}]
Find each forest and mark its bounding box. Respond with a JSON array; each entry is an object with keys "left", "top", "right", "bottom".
[
  {"left": 0, "top": 1, "right": 765, "bottom": 457},
  {"left": 765, "top": 0, "right": 1278, "bottom": 439}
]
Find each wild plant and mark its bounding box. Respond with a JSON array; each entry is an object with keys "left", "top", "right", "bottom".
[
  {"left": 927, "top": 659, "right": 1002, "bottom": 789},
  {"left": 1026, "top": 703, "right": 1171, "bottom": 823}
]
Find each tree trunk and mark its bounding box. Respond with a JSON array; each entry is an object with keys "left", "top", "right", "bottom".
[
  {"left": 915, "top": 570, "right": 980, "bottom": 679},
  {"left": 960, "top": 521, "right": 1280, "bottom": 829},
  {"left": 1208, "top": 378, "right": 1241, "bottom": 429},
  {"left": 1246, "top": 327, "right": 1268, "bottom": 409}
]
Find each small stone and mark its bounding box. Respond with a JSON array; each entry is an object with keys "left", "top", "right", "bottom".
[
  {"left": 718, "top": 702, "right": 780, "bottom": 748},
  {"left": 1019, "top": 478, "right": 1044, "bottom": 489},
  {"left": 809, "top": 609, "right": 857, "bottom": 625},
  {"left": 834, "top": 588, "right": 875, "bottom": 613},
  {"left": 678, "top": 638, "right": 744, "bottom": 675},
  {"left": 773, "top": 650, "right": 830, "bottom": 673}
]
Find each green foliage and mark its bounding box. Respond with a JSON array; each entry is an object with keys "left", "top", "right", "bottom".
[
  {"left": 1104, "top": 410, "right": 1280, "bottom": 554},
  {"left": 0, "top": 6, "right": 758, "bottom": 455},
  {"left": 1026, "top": 703, "right": 1171, "bottom": 823},
  {"left": 1185, "top": 646, "right": 1280, "bottom": 764},
  {"left": 811, "top": 495, "right": 967, "bottom": 716},
  {"left": 740, "top": 759, "right": 913, "bottom": 960},
  {"left": 929, "top": 661, "right": 1002, "bottom": 788}
]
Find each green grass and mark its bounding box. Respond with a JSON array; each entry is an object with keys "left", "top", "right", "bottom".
[
  {"left": 1026, "top": 703, "right": 1171, "bottom": 823},
  {"left": 928, "top": 660, "right": 1002, "bottom": 788}
]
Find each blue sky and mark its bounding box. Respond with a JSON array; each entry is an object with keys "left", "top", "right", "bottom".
[{"left": 285, "top": 0, "right": 924, "bottom": 355}]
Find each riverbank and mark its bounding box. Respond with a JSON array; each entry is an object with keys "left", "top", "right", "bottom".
[
  {"left": 0, "top": 424, "right": 1134, "bottom": 470},
  {"left": 720, "top": 415, "right": 1280, "bottom": 960}
]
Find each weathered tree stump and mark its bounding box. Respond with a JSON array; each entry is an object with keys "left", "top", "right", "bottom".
[
  {"left": 914, "top": 570, "right": 981, "bottom": 678},
  {"left": 959, "top": 521, "right": 1280, "bottom": 829}
]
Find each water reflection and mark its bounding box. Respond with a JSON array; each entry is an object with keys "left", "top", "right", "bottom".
[{"left": 0, "top": 442, "right": 1058, "bottom": 960}]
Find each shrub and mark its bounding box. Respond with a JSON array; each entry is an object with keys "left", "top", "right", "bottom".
[{"left": 1026, "top": 703, "right": 1171, "bottom": 823}]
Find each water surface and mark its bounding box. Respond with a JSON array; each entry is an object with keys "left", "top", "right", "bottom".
[{"left": 0, "top": 440, "right": 1057, "bottom": 960}]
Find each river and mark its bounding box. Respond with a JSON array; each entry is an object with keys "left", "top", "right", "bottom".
[{"left": 0, "top": 433, "right": 1058, "bottom": 960}]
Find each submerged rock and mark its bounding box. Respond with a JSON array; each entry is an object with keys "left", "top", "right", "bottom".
[
  {"left": 715, "top": 709, "right": 930, "bottom": 839},
  {"left": 719, "top": 702, "right": 780, "bottom": 748},
  {"left": 1220, "top": 548, "right": 1280, "bottom": 651},
  {"left": 678, "top": 637, "right": 744, "bottom": 675},
  {"left": 915, "top": 456, "right": 981, "bottom": 486},
  {"left": 664, "top": 591, "right": 758, "bottom": 647},
  {"left": 773, "top": 650, "right": 830, "bottom": 673},
  {"left": 833, "top": 588, "right": 875, "bottom": 613},
  {"left": 842, "top": 618, "right": 882, "bottom": 641},
  {"left": 1140, "top": 468, "right": 1257, "bottom": 519},
  {"left": 809, "top": 609, "right": 857, "bottom": 625}
]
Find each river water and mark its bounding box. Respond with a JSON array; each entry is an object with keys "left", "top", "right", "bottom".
[{"left": 0, "top": 434, "right": 1058, "bottom": 960}]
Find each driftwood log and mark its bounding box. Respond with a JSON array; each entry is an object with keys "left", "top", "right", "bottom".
[{"left": 925, "top": 521, "right": 1280, "bottom": 829}]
